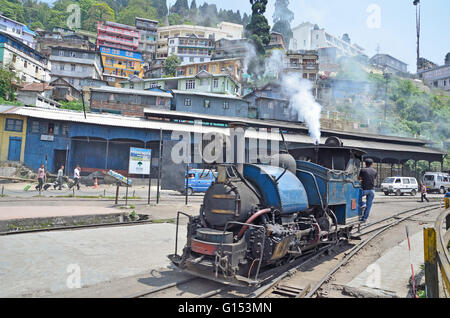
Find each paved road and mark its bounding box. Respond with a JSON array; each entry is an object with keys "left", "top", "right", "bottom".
[
  {"left": 0, "top": 199, "right": 439, "bottom": 298},
  {"left": 0, "top": 223, "right": 187, "bottom": 297}
]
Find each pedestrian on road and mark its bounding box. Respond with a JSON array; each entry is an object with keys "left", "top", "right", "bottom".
[
  {"left": 420, "top": 182, "right": 429, "bottom": 203},
  {"left": 54, "top": 165, "right": 64, "bottom": 190},
  {"left": 358, "top": 158, "right": 377, "bottom": 222},
  {"left": 70, "top": 165, "right": 81, "bottom": 190},
  {"left": 35, "top": 164, "right": 46, "bottom": 192}
]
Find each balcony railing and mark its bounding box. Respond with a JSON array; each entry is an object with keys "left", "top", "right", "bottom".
[
  {"left": 285, "top": 63, "right": 318, "bottom": 71},
  {"left": 98, "top": 24, "right": 139, "bottom": 38}
]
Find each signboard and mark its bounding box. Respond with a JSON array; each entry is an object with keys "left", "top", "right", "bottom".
[
  {"left": 41, "top": 135, "right": 54, "bottom": 141},
  {"left": 128, "top": 147, "right": 151, "bottom": 175}
]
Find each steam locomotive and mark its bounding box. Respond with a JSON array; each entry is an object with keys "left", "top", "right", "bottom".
[{"left": 169, "top": 137, "right": 366, "bottom": 286}]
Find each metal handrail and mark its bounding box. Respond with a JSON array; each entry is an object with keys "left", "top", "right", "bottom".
[{"left": 435, "top": 208, "right": 450, "bottom": 295}]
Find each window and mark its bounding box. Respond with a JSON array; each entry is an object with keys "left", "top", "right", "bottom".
[
  {"left": 410, "top": 178, "right": 417, "bottom": 184},
  {"left": 213, "top": 78, "right": 219, "bottom": 88},
  {"left": 71, "top": 64, "right": 76, "bottom": 71},
  {"left": 31, "top": 121, "right": 40, "bottom": 133},
  {"left": 204, "top": 100, "right": 210, "bottom": 108},
  {"left": 5, "top": 119, "right": 23, "bottom": 132},
  {"left": 395, "top": 179, "right": 401, "bottom": 184},
  {"left": 24, "top": 60, "right": 27, "bottom": 68},
  {"left": 223, "top": 101, "right": 229, "bottom": 109},
  {"left": 60, "top": 64, "right": 64, "bottom": 71},
  {"left": 188, "top": 68, "right": 194, "bottom": 75},
  {"left": 62, "top": 124, "right": 69, "bottom": 136},
  {"left": 403, "top": 179, "right": 410, "bottom": 184},
  {"left": 184, "top": 98, "right": 191, "bottom": 106},
  {"left": 71, "top": 51, "right": 76, "bottom": 57},
  {"left": 186, "top": 79, "right": 195, "bottom": 90},
  {"left": 82, "top": 66, "right": 87, "bottom": 72},
  {"left": 59, "top": 50, "right": 64, "bottom": 56}
]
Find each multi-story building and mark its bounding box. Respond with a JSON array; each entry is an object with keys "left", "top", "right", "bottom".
[
  {"left": 176, "top": 58, "right": 242, "bottom": 83},
  {"left": 0, "top": 106, "right": 27, "bottom": 163},
  {"left": 284, "top": 50, "right": 319, "bottom": 96},
  {"left": 243, "top": 83, "right": 293, "bottom": 121},
  {"left": 49, "top": 46, "right": 105, "bottom": 92},
  {"left": 96, "top": 21, "right": 139, "bottom": 52},
  {"left": 0, "top": 14, "right": 36, "bottom": 49},
  {"left": 121, "top": 71, "right": 240, "bottom": 96},
  {"left": 168, "top": 34, "right": 215, "bottom": 65},
  {"left": 156, "top": 22, "right": 243, "bottom": 62},
  {"left": 100, "top": 46, "right": 143, "bottom": 86},
  {"left": 290, "top": 22, "right": 365, "bottom": 58},
  {"left": 135, "top": 17, "right": 158, "bottom": 65},
  {"left": 36, "top": 30, "right": 94, "bottom": 57},
  {"left": 213, "top": 38, "right": 249, "bottom": 60},
  {"left": 370, "top": 54, "right": 408, "bottom": 74},
  {"left": 171, "top": 90, "right": 249, "bottom": 118},
  {"left": 418, "top": 64, "right": 450, "bottom": 91},
  {"left": 266, "top": 32, "right": 286, "bottom": 51},
  {"left": 89, "top": 86, "right": 172, "bottom": 117},
  {"left": 0, "top": 31, "right": 50, "bottom": 83}
]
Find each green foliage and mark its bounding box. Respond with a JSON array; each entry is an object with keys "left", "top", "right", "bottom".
[
  {"left": 0, "top": 66, "right": 18, "bottom": 101},
  {"left": 245, "top": 0, "right": 270, "bottom": 56},
  {"left": 83, "top": 2, "right": 115, "bottom": 32},
  {"left": 272, "top": 0, "right": 294, "bottom": 47},
  {"left": 117, "top": 0, "right": 158, "bottom": 26},
  {"left": 60, "top": 101, "right": 85, "bottom": 111},
  {"left": 163, "top": 55, "right": 181, "bottom": 77}
]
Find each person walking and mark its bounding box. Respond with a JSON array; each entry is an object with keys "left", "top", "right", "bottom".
[
  {"left": 358, "top": 158, "right": 377, "bottom": 222},
  {"left": 54, "top": 165, "right": 64, "bottom": 190},
  {"left": 35, "top": 164, "right": 46, "bottom": 192},
  {"left": 70, "top": 165, "right": 81, "bottom": 190},
  {"left": 420, "top": 182, "right": 429, "bottom": 202}
]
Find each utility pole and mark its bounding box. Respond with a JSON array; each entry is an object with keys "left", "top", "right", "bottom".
[{"left": 414, "top": 0, "right": 421, "bottom": 73}]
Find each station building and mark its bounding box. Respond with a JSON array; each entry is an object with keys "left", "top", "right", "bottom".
[{"left": 0, "top": 106, "right": 27, "bottom": 162}]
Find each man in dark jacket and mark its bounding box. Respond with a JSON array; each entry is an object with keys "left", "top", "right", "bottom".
[{"left": 358, "top": 158, "right": 377, "bottom": 222}]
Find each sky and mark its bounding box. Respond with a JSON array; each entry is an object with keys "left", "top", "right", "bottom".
[{"left": 168, "top": 0, "right": 450, "bottom": 72}]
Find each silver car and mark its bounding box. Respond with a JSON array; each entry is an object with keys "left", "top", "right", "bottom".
[{"left": 423, "top": 172, "right": 450, "bottom": 194}]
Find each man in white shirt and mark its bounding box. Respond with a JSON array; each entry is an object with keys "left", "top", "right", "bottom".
[{"left": 70, "top": 165, "right": 81, "bottom": 190}]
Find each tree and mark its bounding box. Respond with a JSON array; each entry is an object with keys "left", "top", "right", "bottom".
[
  {"left": 0, "top": 66, "right": 18, "bottom": 101},
  {"left": 163, "top": 55, "right": 181, "bottom": 77},
  {"left": 272, "top": 0, "right": 294, "bottom": 49},
  {"left": 246, "top": 0, "right": 270, "bottom": 55},
  {"left": 117, "top": 0, "right": 158, "bottom": 26},
  {"left": 83, "top": 2, "right": 115, "bottom": 32},
  {"left": 245, "top": 0, "right": 271, "bottom": 77},
  {"left": 445, "top": 52, "right": 450, "bottom": 65},
  {"left": 170, "top": 0, "right": 190, "bottom": 17}
]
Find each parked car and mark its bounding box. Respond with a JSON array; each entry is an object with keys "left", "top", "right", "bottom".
[
  {"left": 422, "top": 172, "right": 450, "bottom": 194},
  {"left": 182, "top": 169, "right": 217, "bottom": 195},
  {"left": 381, "top": 177, "right": 418, "bottom": 196}
]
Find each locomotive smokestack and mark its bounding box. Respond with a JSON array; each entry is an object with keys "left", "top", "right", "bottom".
[{"left": 314, "top": 140, "right": 319, "bottom": 164}]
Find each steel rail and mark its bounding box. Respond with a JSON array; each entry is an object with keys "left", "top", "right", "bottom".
[
  {"left": 434, "top": 208, "right": 450, "bottom": 295},
  {"left": 0, "top": 218, "right": 171, "bottom": 236},
  {"left": 125, "top": 276, "right": 198, "bottom": 298},
  {"left": 304, "top": 205, "right": 440, "bottom": 298}
]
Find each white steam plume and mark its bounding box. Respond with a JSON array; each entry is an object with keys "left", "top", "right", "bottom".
[{"left": 282, "top": 74, "right": 322, "bottom": 144}]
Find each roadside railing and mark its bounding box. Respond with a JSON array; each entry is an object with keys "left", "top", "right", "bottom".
[{"left": 423, "top": 197, "right": 450, "bottom": 298}]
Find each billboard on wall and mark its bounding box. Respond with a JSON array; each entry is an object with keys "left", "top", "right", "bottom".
[{"left": 128, "top": 147, "right": 151, "bottom": 175}]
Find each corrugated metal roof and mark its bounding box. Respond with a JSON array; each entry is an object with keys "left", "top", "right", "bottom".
[
  {"left": 3, "top": 106, "right": 443, "bottom": 156},
  {"left": 171, "top": 90, "right": 243, "bottom": 100},
  {"left": 91, "top": 86, "right": 172, "bottom": 98}
]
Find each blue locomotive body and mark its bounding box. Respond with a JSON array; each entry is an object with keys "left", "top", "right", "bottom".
[{"left": 169, "top": 137, "right": 365, "bottom": 286}]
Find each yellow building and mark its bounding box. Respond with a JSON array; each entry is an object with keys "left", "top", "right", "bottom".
[
  {"left": 176, "top": 58, "right": 242, "bottom": 83},
  {"left": 99, "top": 46, "right": 143, "bottom": 87},
  {"left": 0, "top": 106, "right": 27, "bottom": 162}
]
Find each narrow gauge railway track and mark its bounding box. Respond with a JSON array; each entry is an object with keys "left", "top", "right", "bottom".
[
  {"left": 0, "top": 218, "right": 173, "bottom": 236},
  {"left": 125, "top": 204, "right": 442, "bottom": 299},
  {"left": 248, "top": 203, "right": 441, "bottom": 299}
]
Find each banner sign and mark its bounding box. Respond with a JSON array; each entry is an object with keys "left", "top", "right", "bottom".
[{"left": 129, "top": 147, "right": 151, "bottom": 175}]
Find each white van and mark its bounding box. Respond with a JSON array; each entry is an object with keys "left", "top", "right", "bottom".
[
  {"left": 381, "top": 177, "right": 418, "bottom": 196},
  {"left": 423, "top": 172, "right": 450, "bottom": 194}
]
